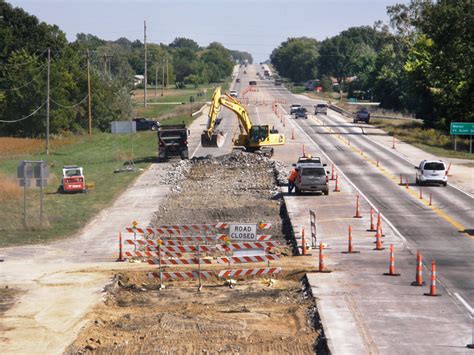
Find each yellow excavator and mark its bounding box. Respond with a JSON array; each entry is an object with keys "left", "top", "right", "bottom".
[{"left": 201, "top": 87, "right": 285, "bottom": 156}]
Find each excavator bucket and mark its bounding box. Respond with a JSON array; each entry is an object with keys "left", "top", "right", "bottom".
[{"left": 201, "top": 131, "right": 226, "bottom": 147}]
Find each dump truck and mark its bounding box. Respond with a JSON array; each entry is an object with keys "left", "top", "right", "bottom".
[
  {"left": 201, "top": 87, "right": 285, "bottom": 156},
  {"left": 157, "top": 123, "right": 189, "bottom": 162}
]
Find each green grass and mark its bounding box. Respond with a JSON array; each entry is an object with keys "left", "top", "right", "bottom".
[
  {"left": 371, "top": 118, "right": 473, "bottom": 160},
  {"left": 0, "top": 132, "right": 159, "bottom": 247},
  {"left": 133, "top": 82, "right": 229, "bottom": 119}
]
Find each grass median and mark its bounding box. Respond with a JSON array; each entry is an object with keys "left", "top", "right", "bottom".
[{"left": 0, "top": 132, "right": 157, "bottom": 247}]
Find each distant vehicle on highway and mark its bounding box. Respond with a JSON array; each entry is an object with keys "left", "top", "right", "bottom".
[
  {"left": 243, "top": 70, "right": 247, "bottom": 74},
  {"left": 236, "top": 78, "right": 240, "bottom": 83},
  {"left": 353, "top": 109, "right": 370, "bottom": 123},
  {"left": 315, "top": 104, "right": 328, "bottom": 115},
  {"left": 274, "top": 78, "right": 282, "bottom": 86},
  {"left": 229, "top": 90, "right": 238, "bottom": 98},
  {"left": 294, "top": 163, "right": 329, "bottom": 195},
  {"left": 415, "top": 160, "right": 448, "bottom": 186},
  {"left": 133, "top": 117, "right": 159, "bottom": 131},
  {"left": 290, "top": 104, "right": 302, "bottom": 114},
  {"left": 249, "top": 80, "right": 257, "bottom": 86},
  {"left": 294, "top": 107, "right": 308, "bottom": 119},
  {"left": 158, "top": 123, "right": 189, "bottom": 161}
]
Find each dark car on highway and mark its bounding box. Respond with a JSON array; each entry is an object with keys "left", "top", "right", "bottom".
[
  {"left": 294, "top": 107, "right": 308, "bottom": 119},
  {"left": 133, "top": 118, "right": 160, "bottom": 131},
  {"left": 353, "top": 109, "right": 370, "bottom": 123}
]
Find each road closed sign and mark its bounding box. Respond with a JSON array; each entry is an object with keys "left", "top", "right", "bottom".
[{"left": 229, "top": 223, "right": 257, "bottom": 241}]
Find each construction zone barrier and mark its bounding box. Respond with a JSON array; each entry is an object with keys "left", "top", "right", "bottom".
[
  {"left": 147, "top": 258, "right": 213, "bottom": 265},
  {"left": 216, "top": 255, "right": 280, "bottom": 264},
  {"left": 310, "top": 210, "right": 317, "bottom": 248},
  {"left": 317, "top": 242, "right": 331, "bottom": 273},
  {"left": 354, "top": 194, "right": 362, "bottom": 218},
  {"left": 217, "top": 267, "right": 282, "bottom": 279},
  {"left": 334, "top": 174, "right": 340, "bottom": 192},
  {"left": 424, "top": 261, "right": 440, "bottom": 297},
  {"left": 147, "top": 271, "right": 213, "bottom": 281},
  {"left": 125, "top": 222, "right": 273, "bottom": 235},
  {"left": 411, "top": 251, "right": 425, "bottom": 286},
  {"left": 341, "top": 225, "right": 360, "bottom": 254},
  {"left": 368, "top": 207, "right": 376, "bottom": 232},
  {"left": 374, "top": 226, "right": 384, "bottom": 250},
  {"left": 217, "top": 241, "right": 280, "bottom": 251},
  {"left": 383, "top": 244, "right": 401, "bottom": 276}
]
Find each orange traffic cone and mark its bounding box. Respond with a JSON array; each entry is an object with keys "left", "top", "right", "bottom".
[
  {"left": 342, "top": 225, "right": 360, "bottom": 254},
  {"left": 411, "top": 251, "right": 425, "bottom": 286},
  {"left": 384, "top": 244, "right": 400, "bottom": 276},
  {"left": 424, "top": 261, "right": 441, "bottom": 296}
]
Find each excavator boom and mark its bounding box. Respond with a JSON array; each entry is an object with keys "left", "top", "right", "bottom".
[{"left": 200, "top": 87, "right": 285, "bottom": 155}]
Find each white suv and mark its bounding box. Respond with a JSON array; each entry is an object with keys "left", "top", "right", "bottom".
[{"left": 415, "top": 160, "right": 448, "bottom": 186}]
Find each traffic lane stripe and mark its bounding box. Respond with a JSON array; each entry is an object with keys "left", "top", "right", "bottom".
[{"left": 310, "top": 114, "right": 470, "bottom": 238}]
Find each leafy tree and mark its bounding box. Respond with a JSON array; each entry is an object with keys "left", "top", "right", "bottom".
[
  {"left": 169, "top": 37, "right": 200, "bottom": 52},
  {"left": 270, "top": 37, "right": 319, "bottom": 83}
]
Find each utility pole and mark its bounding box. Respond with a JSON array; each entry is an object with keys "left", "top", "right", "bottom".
[
  {"left": 166, "top": 56, "right": 169, "bottom": 88},
  {"left": 161, "top": 57, "right": 165, "bottom": 96},
  {"left": 46, "top": 48, "right": 51, "bottom": 155},
  {"left": 144, "top": 20, "right": 147, "bottom": 107},
  {"left": 155, "top": 65, "right": 158, "bottom": 98},
  {"left": 87, "top": 49, "right": 92, "bottom": 135}
]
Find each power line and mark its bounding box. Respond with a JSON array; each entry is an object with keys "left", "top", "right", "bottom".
[
  {"left": 0, "top": 100, "right": 46, "bottom": 123},
  {"left": 51, "top": 94, "right": 89, "bottom": 109},
  {"left": 0, "top": 64, "right": 48, "bottom": 91}
]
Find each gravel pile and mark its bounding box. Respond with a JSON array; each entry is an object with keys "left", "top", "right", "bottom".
[{"left": 152, "top": 151, "right": 287, "bottom": 239}]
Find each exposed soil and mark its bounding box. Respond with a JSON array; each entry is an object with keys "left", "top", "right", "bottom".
[{"left": 66, "top": 271, "right": 319, "bottom": 354}]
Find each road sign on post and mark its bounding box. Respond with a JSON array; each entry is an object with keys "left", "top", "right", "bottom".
[
  {"left": 229, "top": 223, "right": 257, "bottom": 241},
  {"left": 450, "top": 122, "right": 474, "bottom": 153},
  {"left": 450, "top": 122, "right": 474, "bottom": 135},
  {"left": 17, "top": 160, "right": 49, "bottom": 226}
]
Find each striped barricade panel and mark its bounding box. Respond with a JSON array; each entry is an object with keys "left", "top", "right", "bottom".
[
  {"left": 125, "top": 251, "right": 185, "bottom": 258},
  {"left": 125, "top": 227, "right": 145, "bottom": 234},
  {"left": 147, "top": 258, "right": 213, "bottom": 265},
  {"left": 217, "top": 267, "right": 282, "bottom": 279},
  {"left": 217, "top": 241, "right": 280, "bottom": 251},
  {"left": 147, "top": 271, "right": 214, "bottom": 280},
  {"left": 216, "top": 234, "right": 273, "bottom": 241},
  {"left": 216, "top": 255, "right": 280, "bottom": 264},
  {"left": 157, "top": 236, "right": 217, "bottom": 243}
]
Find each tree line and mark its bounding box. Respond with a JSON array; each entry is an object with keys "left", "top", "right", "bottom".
[
  {"left": 0, "top": 1, "right": 251, "bottom": 137},
  {"left": 270, "top": 0, "right": 473, "bottom": 130}
]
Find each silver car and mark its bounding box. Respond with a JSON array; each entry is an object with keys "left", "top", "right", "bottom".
[
  {"left": 415, "top": 160, "right": 448, "bottom": 186},
  {"left": 294, "top": 163, "right": 329, "bottom": 195}
]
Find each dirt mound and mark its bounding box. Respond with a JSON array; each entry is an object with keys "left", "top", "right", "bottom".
[{"left": 153, "top": 152, "right": 289, "bottom": 240}]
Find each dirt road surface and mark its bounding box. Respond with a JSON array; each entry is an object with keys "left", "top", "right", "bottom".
[{"left": 66, "top": 269, "right": 320, "bottom": 354}]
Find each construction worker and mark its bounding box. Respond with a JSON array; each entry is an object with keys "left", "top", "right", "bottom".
[{"left": 288, "top": 167, "right": 298, "bottom": 194}]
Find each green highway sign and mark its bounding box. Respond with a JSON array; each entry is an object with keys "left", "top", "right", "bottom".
[{"left": 450, "top": 122, "right": 474, "bottom": 135}]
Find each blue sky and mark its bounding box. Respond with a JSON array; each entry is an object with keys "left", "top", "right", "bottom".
[{"left": 8, "top": 0, "right": 409, "bottom": 62}]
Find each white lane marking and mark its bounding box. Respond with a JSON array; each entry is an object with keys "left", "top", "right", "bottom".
[
  {"left": 454, "top": 292, "right": 474, "bottom": 315},
  {"left": 326, "top": 109, "right": 473, "bottom": 199},
  {"left": 190, "top": 141, "right": 201, "bottom": 158},
  {"left": 280, "top": 105, "right": 407, "bottom": 243}
]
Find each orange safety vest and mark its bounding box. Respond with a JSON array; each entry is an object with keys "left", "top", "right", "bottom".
[{"left": 288, "top": 169, "right": 298, "bottom": 183}]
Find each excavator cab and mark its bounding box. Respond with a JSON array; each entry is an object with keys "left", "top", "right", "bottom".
[{"left": 249, "top": 125, "right": 269, "bottom": 144}]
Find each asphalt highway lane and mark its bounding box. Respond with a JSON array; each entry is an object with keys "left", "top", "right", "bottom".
[{"left": 253, "top": 72, "right": 473, "bottom": 311}]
